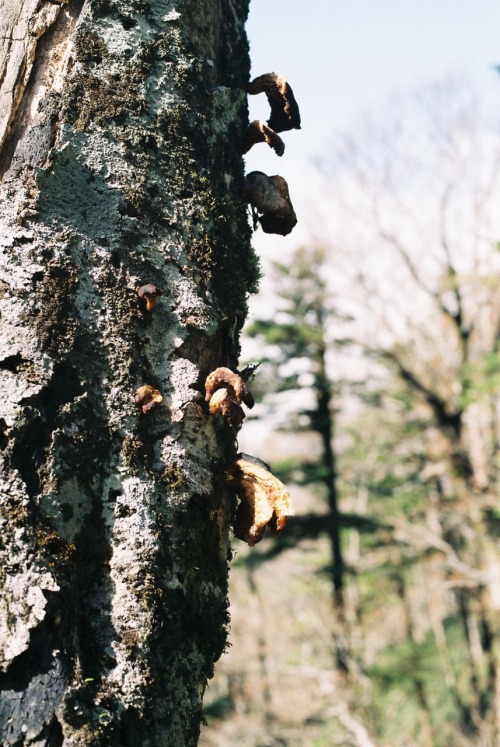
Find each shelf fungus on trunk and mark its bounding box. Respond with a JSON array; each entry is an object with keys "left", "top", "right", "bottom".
[
  {"left": 134, "top": 385, "right": 163, "bottom": 413},
  {"left": 244, "top": 171, "right": 297, "bottom": 236},
  {"left": 226, "top": 455, "right": 295, "bottom": 546},
  {"left": 244, "top": 120, "right": 285, "bottom": 156},
  {"left": 205, "top": 366, "right": 255, "bottom": 427},
  {"left": 247, "top": 72, "right": 301, "bottom": 133}
]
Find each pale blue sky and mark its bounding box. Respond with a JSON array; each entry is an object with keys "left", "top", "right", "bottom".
[
  {"left": 244, "top": 0, "right": 500, "bottom": 252},
  {"left": 246, "top": 0, "right": 500, "bottom": 155}
]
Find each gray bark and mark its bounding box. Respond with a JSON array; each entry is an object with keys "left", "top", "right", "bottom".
[{"left": 0, "top": 0, "right": 257, "bottom": 744}]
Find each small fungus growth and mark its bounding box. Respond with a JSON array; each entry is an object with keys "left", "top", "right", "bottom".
[
  {"left": 247, "top": 72, "right": 301, "bottom": 132},
  {"left": 134, "top": 385, "right": 163, "bottom": 413},
  {"left": 136, "top": 284, "right": 164, "bottom": 312},
  {"left": 205, "top": 366, "right": 255, "bottom": 427},
  {"left": 226, "top": 455, "right": 295, "bottom": 546}
]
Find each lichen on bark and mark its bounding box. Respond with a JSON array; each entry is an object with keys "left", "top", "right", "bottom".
[{"left": 0, "top": 0, "right": 257, "bottom": 744}]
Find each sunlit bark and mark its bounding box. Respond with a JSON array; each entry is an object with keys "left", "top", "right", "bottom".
[{"left": 0, "top": 0, "right": 257, "bottom": 744}]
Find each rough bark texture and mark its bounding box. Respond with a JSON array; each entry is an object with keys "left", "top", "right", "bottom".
[{"left": 0, "top": 0, "right": 258, "bottom": 744}]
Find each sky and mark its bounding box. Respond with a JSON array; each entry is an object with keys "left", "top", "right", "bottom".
[{"left": 243, "top": 0, "right": 500, "bottom": 259}]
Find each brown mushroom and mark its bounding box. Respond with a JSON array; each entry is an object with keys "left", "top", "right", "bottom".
[
  {"left": 134, "top": 385, "right": 163, "bottom": 413},
  {"left": 136, "top": 284, "right": 164, "bottom": 312},
  {"left": 244, "top": 171, "right": 297, "bottom": 236},
  {"left": 204, "top": 367, "right": 254, "bottom": 409},
  {"left": 247, "top": 73, "right": 301, "bottom": 133},
  {"left": 226, "top": 456, "right": 295, "bottom": 546},
  {"left": 243, "top": 120, "right": 285, "bottom": 156}
]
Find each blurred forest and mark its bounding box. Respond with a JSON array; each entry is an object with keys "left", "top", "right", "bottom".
[{"left": 200, "top": 80, "right": 500, "bottom": 747}]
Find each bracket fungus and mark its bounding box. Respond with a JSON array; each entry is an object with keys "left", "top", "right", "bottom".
[
  {"left": 205, "top": 367, "right": 254, "bottom": 409},
  {"left": 247, "top": 72, "right": 301, "bottom": 133},
  {"left": 205, "top": 366, "right": 255, "bottom": 427},
  {"left": 244, "top": 171, "right": 297, "bottom": 236},
  {"left": 136, "top": 284, "right": 164, "bottom": 312},
  {"left": 244, "top": 120, "right": 285, "bottom": 156},
  {"left": 226, "top": 455, "right": 295, "bottom": 546},
  {"left": 134, "top": 385, "right": 163, "bottom": 413}
]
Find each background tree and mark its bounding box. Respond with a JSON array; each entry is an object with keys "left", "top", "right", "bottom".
[
  {"left": 321, "top": 77, "right": 500, "bottom": 744},
  {"left": 247, "top": 247, "right": 346, "bottom": 610},
  {"left": 244, "top": 247, "right": 379, "bottom": 728},
  {"left": 0, "top": 1, "right": 259, "bottom": 745}
]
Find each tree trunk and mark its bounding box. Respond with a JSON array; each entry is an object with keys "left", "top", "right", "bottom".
[
  {"left": 0, "top": 1, "right": 257, "bottom": 745},
  {"left": 316, "top": 365, "right": 343, "bottom": 609}
]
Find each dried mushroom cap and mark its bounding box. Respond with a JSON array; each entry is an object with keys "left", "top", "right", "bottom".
[
  {"left": 244, "top": 120, "right": 285, "bottom": 156},
  {"left": 209, "top": 389, "right": 245, "bottom": 427},
  {"left": 247, "top": 73, "right": 301, "bottom": 133},
  {"left": 227, "top": 458, "right": 294, "bottom": 546},
  {"left": 205, "top": 367, "right": 254, "bottom": 409},
  {"left": 244, "top": 171, "right": 297, "bottom": 237},
  {"left": 136, "top": 284, "right": 164, "bottom": 312},
  {"left": 134, "top": 385, "right": 163, "bottom": 413}
]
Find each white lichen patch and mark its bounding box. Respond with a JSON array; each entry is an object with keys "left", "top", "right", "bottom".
[
  {"left": 167, "top": 357, "right": 199, "bottom": 413},
  {"left": 0, "top": 570, "right": 59, "bottom": 671},
  {"left": 0, "top": 371, "right": 43, "bottom": 424},
  {"left": 172, "top": 275, "right": 219, "bottom": 333},
  {"left": 65, "top": 128, "right": 128, "bottom": 182},
  {"left": 160, "top": 430, "right": 216, "bottom": 498},
  {"left": 162, "top": 9, "right": 182, "bottom": 23},
  {"left": 104, "top": 477, "right": 159, "bottom": 702}
]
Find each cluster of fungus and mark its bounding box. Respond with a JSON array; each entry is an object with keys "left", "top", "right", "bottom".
[
  {"left": 204, "top": 366, "right": 294, "bottom": 546},
  {"left": 247, "top": 73, "right": 301, "bottom": 133},
  {"left": 244, "top": 72, "right": 301, "bottom": 236},
  {"left": 132, "top": 282, "right": 295, "bottom": 544},
  {"left": 200, "top": 70, "right": 301, "bottom": 544},
  {"left": 131, "top": 72, "right": 300, "bottom": 547},
  {"left": 204, "top": 367, "right": 254, "bottom": 427}
]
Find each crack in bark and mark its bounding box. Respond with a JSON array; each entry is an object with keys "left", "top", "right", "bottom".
[
  {"left": 12, "top": 362, "right": 82, "bottom": 498},
  {"left": 0, "top": 0, "right": 86, "bottom": 180},
  {"left": 0, "top": 591, "right": 69, "bottom": 747}
]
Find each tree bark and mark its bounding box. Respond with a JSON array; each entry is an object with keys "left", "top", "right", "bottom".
[{"left": 0, "top": 0, "right": 257, "bottom": 744}]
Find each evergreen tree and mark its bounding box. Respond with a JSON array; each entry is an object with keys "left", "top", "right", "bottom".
[{"left": 247, "top": 247, "right": 346, "bottom": 610}]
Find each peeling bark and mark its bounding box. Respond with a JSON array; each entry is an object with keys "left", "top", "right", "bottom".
[{"left": 0, "top": 0, "right": 258, "bottom": 744}]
